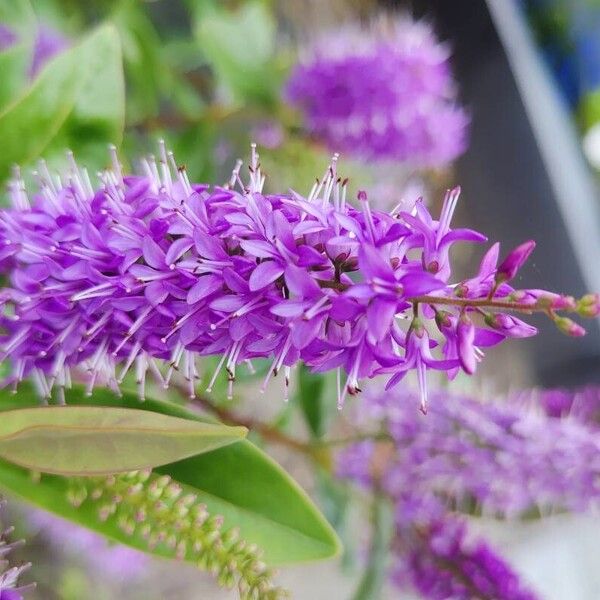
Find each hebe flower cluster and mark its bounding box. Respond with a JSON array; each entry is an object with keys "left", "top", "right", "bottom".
[
  {"left": 0, "top": 145, "right": 592, "bottom": 408},
  {"left": 337, "top": 387, "right": 600, "bottom": 599},
  {"left": 285, "top": 17, "right": 469, "bottom": 165}
]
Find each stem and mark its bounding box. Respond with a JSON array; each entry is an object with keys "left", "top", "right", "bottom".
[
  {"left": 315, "top": 432, "right": 392, "bottom": 448},
  {"left": 351, "top": 493, "right": 393, "bottom": 600},
  {"left": 188, "top": 392, "right": 312, "bottom": 454},
  {"left": 316, "top": 281, "right": 567, "bottom": 315},
  {"left": 408, "top": 294, "right": 542, "bottom": 313}
]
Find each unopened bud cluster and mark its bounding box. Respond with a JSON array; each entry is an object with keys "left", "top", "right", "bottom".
[{"left": 67, "top": 471, "right": 286, "bottom": 600}]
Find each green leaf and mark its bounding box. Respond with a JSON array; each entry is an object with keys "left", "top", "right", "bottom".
[
  {"left": 112, "top": 0, "right": 164, "bottom": 124},
  {"left": 0, "top": 384, "right": 341, "bottom": 564},
  {"left": 0, "top": 43, "right": 30, "bottom": 113},
  {"left": 45, "top": 23, "right": 125, "bottom": 167},
  {"left": 195, "top": 2, "right": 279, "bottom": 105},
  {"left": 0, "top": 0, "right": 36, "bottom": 35},
  {"left": 0, "top": 23, "right": 124, "bottom": 181},
  {"left": 0, "top": 406, "right": 246, "bottom": 475}
]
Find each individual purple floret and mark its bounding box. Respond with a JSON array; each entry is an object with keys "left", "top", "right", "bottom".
[
  {"left": 0, "top": 145, "right": 591, "bottom": 409},
  {"left": 337, "top": 386, "right": 600, "bottom": 599},
  {"left": 285, "top": 17, "right": 469, "bottom": 166}
]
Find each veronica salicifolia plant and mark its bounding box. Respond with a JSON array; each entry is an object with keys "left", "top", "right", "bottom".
[
  {"left": 285, "top": 16, "right": 469, "bottom": 165},
  {"left": 0, "top": 144, "right": 595, "bottom": 411},
  {"left": 337, "top": 386, "right": 600, "bottom": 599},
  {"left": 67, "top": 470, "right": 286, "bottom": 600},
  {"left": 0, "top": 500, "right": 33, "bottom": 599}
]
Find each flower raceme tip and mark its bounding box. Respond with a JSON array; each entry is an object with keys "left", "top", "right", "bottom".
[{"left": 0, "top": 145, "right": 594, "bottom": 411}]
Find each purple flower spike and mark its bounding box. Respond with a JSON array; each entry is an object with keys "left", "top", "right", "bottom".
[
  {"left": 338, "top": 385, "right": 600, "bottom": 599},
  {"left": 392, "top": 517, "right": 539, "bottom": 600},
  {"left": 495, "top": 240, "right": 536, "bottom": 284},
  {"left": 0, "top": 144, "right": 590, "bottom": 409},
  {"left": 285, "top": 17, "right": 469, "bottom": 166}
]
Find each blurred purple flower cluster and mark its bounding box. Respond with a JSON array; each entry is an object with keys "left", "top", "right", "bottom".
[
  {"left": 285, "top": 17, "right": 469, "bottom": 165},
  {"left": 0, "top": 146, "right": 588, "bottom": 407},
  {"left": 337, "top": 386, "right": 600, "bottom": 599},
  {"left": 391, "top": 517, "right": 538, "bottom": 600}
]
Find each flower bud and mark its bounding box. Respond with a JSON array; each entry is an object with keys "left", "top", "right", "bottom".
[
  {"left": 576, "top": 293, "right": 600, "bottom": 318},
  {"left": 554, "top": 316, "right": 586, "bottom": 337},
  {"left": 495, "top": 240, "right": 535, "bottom": 284}
]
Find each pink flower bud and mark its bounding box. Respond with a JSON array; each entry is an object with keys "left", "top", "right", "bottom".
[
  {"left": 576, "top": 293, "right": 600, "bottom": 318},
  {"left": 554, "top": 316, "right": 586, "bottom": 337},
  {"left": 495, "top": 240, "right": 535, "bottom": 284}
]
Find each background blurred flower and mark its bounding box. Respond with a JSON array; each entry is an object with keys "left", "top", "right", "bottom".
[
  {"left": 337, "top": 385, "right": 600, "bottom": 598},
  {"left": 285, "top": 16, "right": 469, "bottom": 166}
]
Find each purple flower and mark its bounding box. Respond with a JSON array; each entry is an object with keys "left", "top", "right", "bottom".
[
  {"left": 0, "top": 145, "right": 587, "bottom": 409},
  {"left": 391, "top": 516, "right": 538, "bottom": 600},
  {"left": 337, "top": 386, "right": 600, "bottom": 599},
  {"left": 285, "top": 18, "right": 469, "bottom": 166},
  {"left": 495, "top": 240, "right": 536, "bottom": 284}
]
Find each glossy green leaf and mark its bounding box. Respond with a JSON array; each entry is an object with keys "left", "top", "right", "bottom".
[
  {"left": 0, "top": 23, "right": 124, "bottom": 180},
  {"left": 195, "top": 2, "right": 279, "bottom": 105},
  {"left": 0, "top": 384, "right": 341, "bottom": 564},
  {"left": 0, "top": 406, "right": 246, "bottom": 475},
  {"left": 0, "top": 0, "right": 36, "bottom": 35},
  {"left": 0, "top": 44, "right": 30, "bottom": 113},
  {"left": 45, "top": 23, "right": 125, "bottom": 167}
]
